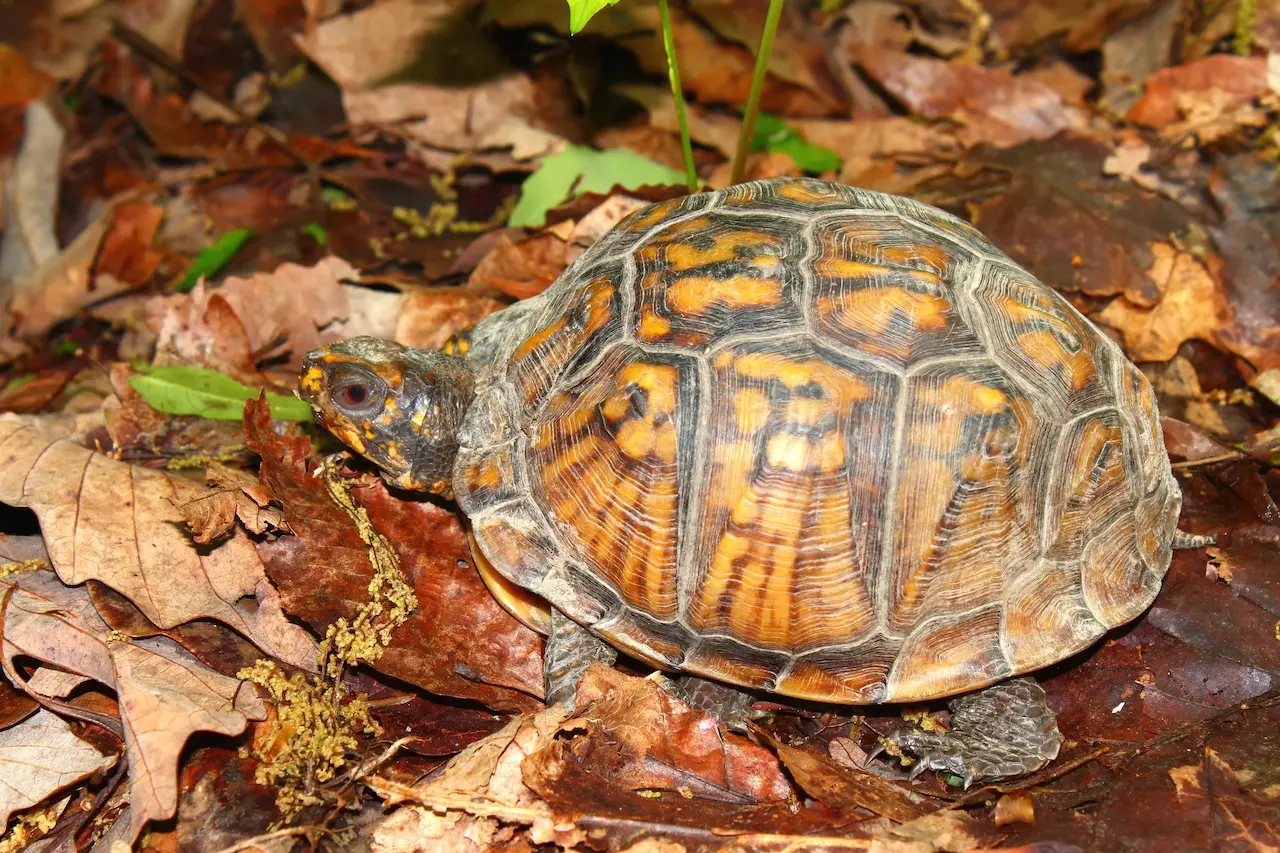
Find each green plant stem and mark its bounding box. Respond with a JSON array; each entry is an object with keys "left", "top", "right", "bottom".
[
  {"left": 1235, "top": 0, "right": 1257, "bottom": 55},
  {"left": 658, "top": 0, "right": 698, "bottom": 193},
  {"left": 731, "top": 0, "right": 785, "bottom": 185}
]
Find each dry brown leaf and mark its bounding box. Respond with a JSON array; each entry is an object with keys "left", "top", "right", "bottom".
[
  {"left": 2, "top": 569, "right": 266, "bottom": 842},
  {"left": 295, "top": 0, "right": 549, "bottom": 152},
  {"left": 549, "top": 665, "right": 794, "bottom": 804},
  {"left": 173, "top": 462, "right": 284, "bottom": 543},
  {"left": 1099, "top": 0, "right": 1180, "bottom": 114},
  {"left": 851, "top": 45, "right": 1087, "bottom": 148},
  {"left": 1128, "top": 55, "right": 1268, "bottom": 130},
  {"left": 0, "top": 206, "right": 122, "bottom": 364},
  {"left": 468, "top": 232, "right": 567, "bottom": 300},
  {"left": 0, "top": 100, "right": 62, "bottom": 286},
  {"left": 94, "top": 200, "right": 165, "bottom": 287},
  {"left": 1207, "top": 153, "right": 1280, "bottom": 373},
  {"left": 1095, "top": 243, "right": 1230, "bottom": 361},
  {"left": 0, "top": 413, "right": 318, "bottom": 672},
  {"left": 146, "top": 256, "right": 356, "bottom": 375},
  {"left": 985, "top": 0, "right": 1163, "bottom": 52},
  {"left": 392, "top": 288, "right": 509, "bottom": 351},
  {"left": 791, "top": 116, "right": 959, "bottom": 161},
  {"left": 368, "top": 705, "right": 574, "bottom": 850},
  {"left": 491, "top": 0, "right": 836, "bottom": 116},
  {"left": 0, "top": 709, "right": 115, "bottom": 829},
  {"left": 686, "top": 0, "right": 847, "bottom": 112},
  {"left": 761, "top": 731, "right": 927, "bottom": 823}
]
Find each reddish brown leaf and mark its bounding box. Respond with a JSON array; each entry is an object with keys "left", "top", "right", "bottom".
[
  {"left": 1160, "top": 417, "right": 1238, "bottom": 463},
  {"left": 1128, "top": 55, "right": 1268, "bottom": 129},
  {"left": 244, "top": 397, "right": 543, "bottom": 712},
  {"left": 759, "top": 729, "right": 929, "bottom": 823},
  {"left": 94, "top": 201, "right": 164, "bottom": 287},
  {"left": 0, "top": 369, "right": 72, "bottom": 414},
  {"left": 553, "top": 665, "right": 793, "bottom": 804},
  {"left": 468, "top": 232, "right": 567, "bottom": 300},
  {"left": 968, "top": 137, "right": 1190, "bottom": 306},
  {"left": 1207, "top": 154, "right": 1280, "bottom": 373},
  {"left": 850, "top": 45, "right": 1086, "bottom": 148}
]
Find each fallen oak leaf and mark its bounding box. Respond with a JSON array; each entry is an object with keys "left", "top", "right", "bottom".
[
  {"left": 1, "top": 569, "right": 266, "bottom": 842},
  {"left": 0, "top": 412, "right": 319, "bottom": 672},
  {"left": 0, "top": 708, "right": 116, "bottom": 829},
  {"left": 1095, "top": 243, "right": 1229, "bottom": 361}
]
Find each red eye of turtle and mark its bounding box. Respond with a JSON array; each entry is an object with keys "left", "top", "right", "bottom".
[
  {"left": 330, "top": 367, "right": 386, "bottom": 414},
  {"left": 338, "top": 384, "right": 368, "bottom": 406}
]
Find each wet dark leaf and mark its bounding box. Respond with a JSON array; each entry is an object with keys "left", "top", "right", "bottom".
[{"left": 244, "top": 396, "right": 544, "bottom": 712}]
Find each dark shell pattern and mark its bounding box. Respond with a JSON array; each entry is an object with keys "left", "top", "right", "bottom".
[{"left": 453, "top": 177, "right": 1182, "bottom": 704}]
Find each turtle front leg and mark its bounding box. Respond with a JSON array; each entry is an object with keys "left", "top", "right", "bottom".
[
  {"left": 544, "top": 609, "right": 617, "bottom": 709},
  {"left": 887, "top": 677, "right": 1062, "bottom": 788}
]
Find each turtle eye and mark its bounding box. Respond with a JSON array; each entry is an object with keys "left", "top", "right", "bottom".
[{"left": 330, "top": 366, "right": 387, "bottom": 415}]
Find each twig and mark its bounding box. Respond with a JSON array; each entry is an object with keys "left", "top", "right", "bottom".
[{"left": 730, "top": 0, "right": 786, "bottom": 185}]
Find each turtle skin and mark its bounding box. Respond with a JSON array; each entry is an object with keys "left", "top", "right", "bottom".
[{"left": 301, "top": 177, "right": 1183, "bottom": 784}]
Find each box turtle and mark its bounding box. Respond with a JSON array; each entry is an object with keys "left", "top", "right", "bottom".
[{"left": 301, "top": 177, "right": 1193, "bottom": 786}]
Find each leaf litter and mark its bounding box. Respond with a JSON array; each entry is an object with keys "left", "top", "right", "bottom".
[{"left": 0, "top": 0, "right": 1279, "bottom": 850}]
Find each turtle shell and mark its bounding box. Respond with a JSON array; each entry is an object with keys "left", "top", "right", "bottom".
[{"left": 453, "top": 177, "right": 1182, "bottom": 704}]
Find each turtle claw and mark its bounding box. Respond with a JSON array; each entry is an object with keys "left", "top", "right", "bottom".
[{"left": 888, "top": 678, "right": 1062, "bottom": 786}]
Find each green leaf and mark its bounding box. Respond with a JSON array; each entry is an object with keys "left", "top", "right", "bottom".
[
  {"left": 128, "top": 366, "right": 314, "bottom": 422},
  {"left": 0, "top": 374, "right": 34, "bottom": 397},
  {"left": 302, "top": 222, "right": 328, "bottom": 245},
  {"left": 565, "top": 0, "right": 621, "bottom": 33},
  {"left": 177, "top": 228, "right": 255, "bottom": 293},
  {"left": 750, "top": 112, "right": 842, "bottom": 174},
  {"left": 509, "top": 145, "right": 687, "bottom": 228}
]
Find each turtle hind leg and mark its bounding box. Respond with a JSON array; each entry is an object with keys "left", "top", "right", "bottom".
[
  {"left": 544, "top": 609, "right": 617, "bottom": 709},
  {"left": 887, "top": 677, "right": 1062, "bottom": 788},
  {"left": 662, "top": 675, "right": 760, "bottom": 733}
]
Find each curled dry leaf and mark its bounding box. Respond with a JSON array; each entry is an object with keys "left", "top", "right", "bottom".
[
  {"left": 0, "top": 100, "right": 61, "bottom": 286},
  {"left": 244, "top": 398, "right": 544, "bottom": 712},
  {"left": 174, "top": 460, "right": 285, "bottom": 544},
  {"left": 757, "top": 729, "right": 928, "bottom": 823},
  {"left": 146, "top": 256, "right": 356, "bottom": 376},
  {"left": 2, "top": 569, "right": 267, "bottom": 841},
  {"left": 369, "top": 704, "right": 577, "bottom": 851},
  {"left": 0, "top": 708, "right": 116, "bottom": 829},
  {"left": 0, "top": 412, "right": 319, "bottom": 672},
  {"left": 849, "top": 45, "right": 1087, "bottom": 148},
  {"left": 538, "top": 664, "right": 794, "bottom": 805}
]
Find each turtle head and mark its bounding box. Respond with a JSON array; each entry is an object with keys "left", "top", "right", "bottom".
[{"left": 300, "top": 336, "right": 475, "bottom": 497}]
